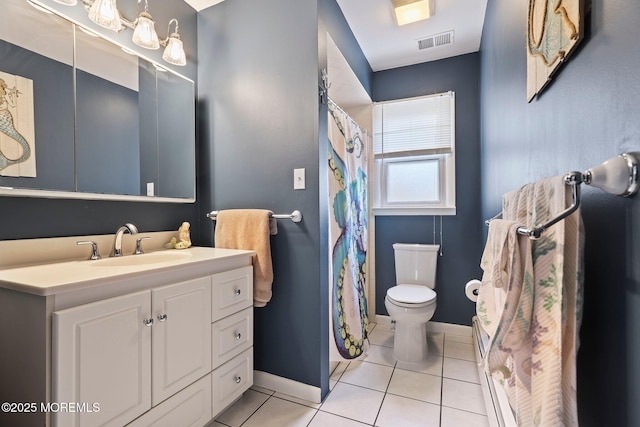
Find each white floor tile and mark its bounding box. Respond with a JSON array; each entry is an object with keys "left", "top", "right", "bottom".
[
  {"left": 364, "top": 344, "right": 396, "bottom": 367},
  {"left": 340, "top": 361, "right": 394, "bottom": 392},
  {"left": 427, "top": 332, "right": 444, "bottom": 356},
  {"left": 310, "top": 410, "right": 371, "bottom": 426},
  {"left": 369, "top": 328, "right": 394, "bottom": 347},
  {"left": 443, "top": 340, "right": 476, "bottom": 362},
  {"left": 387, "top": 369, "right": 441, "bottom": 405},
  {"left": 396, "top": 354, "right": 442, "bottom": 376},
  {"left": 330, "top": 361, "right": 351, "bottom": 381},
  {"left": 241, "top": 397, "right": 317, "bottom": 427},
  {"left": 375, "top": 394, "right": 440, "bottom": 427},
  {"left": 442, "top": 378, "right": 487, "bottom": 415},
  {"left": 445, "top": 333, "right": 473, "bottom": 344},
  {"left": 249, "top": 385, "right": 275, "bottom": 396},
  {"left": 274, "top": 391, "right": 322, "bottom": 409},
  {"left": 214, "top": 389, "right": 270, "bottom": 427},
  {"left": 320, "top": 382, "right": 385, "bottom": 425},
  {"left": 441, "top": 406, "right": 490, "bottom": 427},
  {"left": 443, "top": 357, "right": 480, "bottom": 384}
]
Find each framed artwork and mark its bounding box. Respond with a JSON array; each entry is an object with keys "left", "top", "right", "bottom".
[
  {"left": 527, "top": 0, "right": 586, "bottom": 102},
  {"left": 0, "top": 70, "right": 36, "bottom": 177}
]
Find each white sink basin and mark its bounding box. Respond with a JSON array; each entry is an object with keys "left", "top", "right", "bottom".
[{"left": 91, "top": 251, "right": 192, "bottom": 267}]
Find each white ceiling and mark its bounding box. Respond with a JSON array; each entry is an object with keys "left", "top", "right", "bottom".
[
  {"left": 183, "top": 0, "right": 225, "bottom": 11},
  {"left": 185, "top": 0, "right": 487, "bottom": 112},
  {"left": 336, "top": 0, "right": 487, "bottom": 72}
]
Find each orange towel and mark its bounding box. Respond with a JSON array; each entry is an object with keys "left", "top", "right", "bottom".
[{"left": 214, "top": 209, "right": 277, "bottom": 307}]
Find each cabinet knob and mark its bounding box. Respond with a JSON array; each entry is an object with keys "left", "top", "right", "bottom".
[
  {"left": 157, "top": 314, "right": 168, "bottom": 322},
  {"left": 234, "top": 376, "right": 241, "bottom": 384},
  {"left": 143, "top": 318, "right": 154, "bottom": 327},
  {"left": 234, "top": 289, "right": 242, "bottom": 296},
  {"left": 235, "top": 332, "right": 242, "bottom": 340}
]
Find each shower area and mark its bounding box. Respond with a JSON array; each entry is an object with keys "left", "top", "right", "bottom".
[{"left": 325, "top": 34, "right": 375, "bottom": 365}]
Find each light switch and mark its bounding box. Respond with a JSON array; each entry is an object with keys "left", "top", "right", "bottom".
[
  {"left": 146, "top": 182, "right": 154, "bottom": 196},
  {"left": 294, "top": 168, "right": 305, "bottom": 190}
]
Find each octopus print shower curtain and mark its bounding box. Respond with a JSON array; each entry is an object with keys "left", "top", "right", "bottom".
[{"left": 328, "top": 100, "right": 369, "bottom": 361}]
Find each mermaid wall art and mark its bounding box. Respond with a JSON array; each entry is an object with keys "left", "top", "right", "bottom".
[{"left": 0, "top": 71, "right": 36, "bottom": 177}]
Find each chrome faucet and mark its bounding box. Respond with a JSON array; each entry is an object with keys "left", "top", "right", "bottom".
[{"left": 112, "top": 223, "right": 139, "bottom": 257}]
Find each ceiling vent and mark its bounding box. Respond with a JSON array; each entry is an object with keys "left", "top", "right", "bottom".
[{"left": 417, "top": 30, "right": 455, "bottom": 50}]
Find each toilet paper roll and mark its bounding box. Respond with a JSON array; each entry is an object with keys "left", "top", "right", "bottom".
[{"left": 465, "top": 279, "right": 481, "bottom": 302}]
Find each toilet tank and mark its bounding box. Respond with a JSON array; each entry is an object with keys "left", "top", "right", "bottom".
[{"left": 393, "top": 243, "right": 439, "bottom": 288}]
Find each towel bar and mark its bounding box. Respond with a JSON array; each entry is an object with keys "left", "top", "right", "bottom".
[
  {"left": 206, "top": 210, "right": 303, "bottom": 223},
  {"left": 485, "top": 152, "right": 639, "bottom": 239}
]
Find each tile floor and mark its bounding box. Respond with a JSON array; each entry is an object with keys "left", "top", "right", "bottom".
[{"left": 210, "top": 322, "right": 489, "bottom": 427}]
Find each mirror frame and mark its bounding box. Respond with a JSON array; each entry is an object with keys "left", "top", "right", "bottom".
[{"left": 0, "top": 0, "right": 196, "bottom": 203}]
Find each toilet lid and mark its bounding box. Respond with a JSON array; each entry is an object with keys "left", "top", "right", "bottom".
[{"left": 387, "top": 284, "right": 436, "bottom": 304}]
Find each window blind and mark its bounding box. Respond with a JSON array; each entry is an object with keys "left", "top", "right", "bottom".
[{"left": 373, "top": 92, "right": 454, "bottom": 158}]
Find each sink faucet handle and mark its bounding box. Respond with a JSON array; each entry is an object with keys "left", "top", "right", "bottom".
[
  {"left": 135, "top": 237, "right": 151, "bottom": 255},
  {"left": 77, "top": 241, "right": 102, "bottom": 260}
]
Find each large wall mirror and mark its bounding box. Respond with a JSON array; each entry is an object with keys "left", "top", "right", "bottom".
[{"left": 0, "top": 0, "right": 195, "bottom": 202}]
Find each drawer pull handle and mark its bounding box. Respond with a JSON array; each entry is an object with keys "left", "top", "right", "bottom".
[
  {"left": 234, "top": 289, "right": 242, "bottom": 296},
  {"left": 235, "top": 332, "right": 242, "bottom": 340},
  {"left": 157, "top": 314, "right": 168, "bottom": 322},
  {"left": 143, "top": 318, "right": 154, "bottom": 327},
  {"left": 234, "top": 376, "right": 241, "bottom": 384}
]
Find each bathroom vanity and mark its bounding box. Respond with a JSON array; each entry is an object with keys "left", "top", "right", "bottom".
[{"left": 0, "top": 235, "right": 255, "bottom": 427}]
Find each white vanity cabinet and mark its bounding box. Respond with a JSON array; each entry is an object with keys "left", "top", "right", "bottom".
[
  {"left": 0, "top": 244, "right": 255, "bottom": 427},
  {"left": 53, "top": 277, "right": 212, "bottom": 427}
]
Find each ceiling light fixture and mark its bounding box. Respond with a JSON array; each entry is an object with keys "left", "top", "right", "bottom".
[
  {"left": 51, "top": 0, "right": 188, "bottom": 66},
  {"left": 391, "top": 0, "right": 435, "bottom": 26}
]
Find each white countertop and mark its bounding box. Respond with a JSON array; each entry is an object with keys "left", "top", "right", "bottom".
[{"left": 0, "top": 247, "right": 255, "bottom": 297}]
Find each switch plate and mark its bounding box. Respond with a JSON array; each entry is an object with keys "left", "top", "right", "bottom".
[
  {"left": 146, "top": 182, "right": 154, "bottom": 196},
  {"left": 294, "top": 168, "right": 305, "bottom": 190}
]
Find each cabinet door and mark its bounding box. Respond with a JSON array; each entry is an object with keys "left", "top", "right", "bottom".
[
  {"left": 53, "top": 291, "right": 152, "bottom": 427},
  {"left": 152, "top": 277, "right": 212, "bottom": 405}
]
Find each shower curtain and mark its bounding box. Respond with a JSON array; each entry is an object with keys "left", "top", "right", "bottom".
[{"left": 327, "top": 99, "right": 369, "bottom": 361}]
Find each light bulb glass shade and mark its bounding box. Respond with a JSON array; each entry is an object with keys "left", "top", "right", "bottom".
[
  {"left": 162, "top": 34, "right": 186, "bottom": 66},
  {"left": 88, "top": 0, "right": 122, "bottom": 32},
  {"left": 132, "top": 12, "right": 159, "bottom": 50},
  {"left": 53, "top": 0, "right": 78, "bottom": 5}
]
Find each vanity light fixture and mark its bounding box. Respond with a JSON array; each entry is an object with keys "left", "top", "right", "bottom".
[
  {"left": 391, "top": 0, "right": 435, "bottom": 26},
  {"left": 49, "top": 0, "right": 187, "bottom": 66},
  {"left": 87, "top": 0, "right": 122, "bottom": 31},
  {"left": 161, "top": 19, "right": 186, "bottom": 66},
  {"left": 131, "top": 0, "right": 160, "bottom": 50}
]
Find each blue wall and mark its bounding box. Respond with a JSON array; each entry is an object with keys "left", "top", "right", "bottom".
[
  {"left": 372, "top": 53, "right": 483, "bottom": 325},
  {"left": 480, "top": 0, "right": 640, "bottom": 425},
  {"left": 197, "top": 0, "right": 328, "bottom": 396}
]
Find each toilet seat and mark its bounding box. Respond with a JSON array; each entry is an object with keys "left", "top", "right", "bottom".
[{"left": 387, "top": 284, "right": 436, "bottom": 308}]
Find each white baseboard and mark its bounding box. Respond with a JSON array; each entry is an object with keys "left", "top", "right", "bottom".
[
  {"left": 374, "top": 315, "right": 472, "bottom": 336},
  {"left": 253, "top": 370, "right": 322, "bottom": 404}
]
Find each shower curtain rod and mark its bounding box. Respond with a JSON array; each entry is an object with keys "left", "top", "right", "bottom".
[
  {"left": 328, "top": 97, "right": 367, "bottom": 131},
  {"left": 206, "top": 210, "right": 303, "bottom": 223},
  {"left": 485, "top": 153, "right": 639, "bottom": 239}
]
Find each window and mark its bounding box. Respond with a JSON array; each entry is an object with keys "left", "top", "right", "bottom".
[{"left": 372, "top": 91, "right": 455, "bottom": 215}]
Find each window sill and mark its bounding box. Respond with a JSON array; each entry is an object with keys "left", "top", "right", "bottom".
[{"left": 372, "top": 207, "right": 456, "bottom": 216}]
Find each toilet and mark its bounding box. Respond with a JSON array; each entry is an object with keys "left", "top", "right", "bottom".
[{"left": 384, "top": 243, "right": 439, "bottom": 364}]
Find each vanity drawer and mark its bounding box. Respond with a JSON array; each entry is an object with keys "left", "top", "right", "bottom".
[
  {"left": 211, "top": 348, "right": 253, "bottom": 418},
  {"left": 212, "top": 307, "right": 253, "bottom": 368},
  {"left": 211, "top": 266, "right": 253, "bottom": 322}
]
